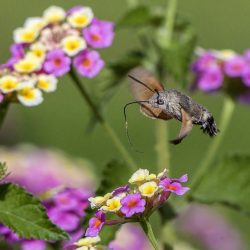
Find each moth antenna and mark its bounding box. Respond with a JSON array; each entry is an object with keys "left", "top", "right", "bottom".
[
  {"left": 123, "top": 100, "right": 149, "bottom": 153},
  {"left": 128, "top": 74, "right": 156, "bottom": 93}
]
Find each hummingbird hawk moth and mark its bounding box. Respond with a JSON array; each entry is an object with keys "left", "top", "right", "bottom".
[{"left": 124, "top": 67, "right": 219, "bottom": 145}]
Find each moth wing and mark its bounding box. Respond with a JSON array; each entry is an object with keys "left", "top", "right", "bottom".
[
  {"left": 170, "top": 109, "right": 193, "bottom": 145},
  {"left": 129, "top": 67, "right": 170, "bottom": 120}
]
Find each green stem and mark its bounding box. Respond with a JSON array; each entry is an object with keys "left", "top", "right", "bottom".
[
  {"left": 155, "top": 0, "right": 178, "bottom": 172},
  {"left": 155, "top": 121, "right": 170, "bottom": 172},
  {"left": 165, "top": 0, "right": 177, "bottom": 47},
  {"left": 69, "top": 69, "right": 137, "bottom": 170},
  {"left": 140, "top": 219, "right": 161, "bottom": 250},
  {"left": 0, "top": 102, "right": 9, "bottom": 130},
  {"left": 190, "top": 96, "right": 235, "bottom": 191}
]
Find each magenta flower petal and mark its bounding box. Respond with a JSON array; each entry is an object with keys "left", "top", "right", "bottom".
[
  {"left": 224, "top": 56, "right": 247, "bottom": 77},
  {"left": 197, "top": 67, "right": 223, "bottom": 91},
  {"left": 85, "top": 210, "right": 106, "bottom": 237},
  {"left": 21, "top": 240, "right": 46, "bottom": 250},
  {"left": 120, "top": 193, "right": 146, "bottom": 217},
  {"left": 192, "top": 52, "right": 217, "bottom": 72},
  {"left": 43, "top": 49, "right": 71, "bottom": 77},
  {"left": 73, "top": 50, "right": 104, "bottom": 78},
  {"left": 112, "top": 184, "right": 129, "bottom": 197},
  {"left": 159, "top": 178, "right": 190, "bottom": 196},
  {"left": 83, "top": 18, "right": 114, "bottom": 48}
]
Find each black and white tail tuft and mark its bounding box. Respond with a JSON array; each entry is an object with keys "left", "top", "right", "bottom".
[{"left": 200, "top": 116, "right": 219, "bottom": 137}]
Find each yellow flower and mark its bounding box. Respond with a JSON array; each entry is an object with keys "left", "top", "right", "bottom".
[
  {"left": 129, "top": 169, "right": 149, "bottom": 184},
  {"left": 88, "top": 193, "right": 111, "bottom": 209},
  {"left": 28, "top": 43, "right": 47, "bottom": 61},
  {"left": 13, "top": 27, "right": 38, "bottom": 43},
  {"left": 75, "top": 236, "right": 101, "bottom": 247},
  {"left": 14, "top": 55, "right": 42, "bottom": 73},
  {"left": 36, "top": 74, "right": 58, "bottom": 92},
  {"left": 67, "top": 7, "right": 94, "bottom": 28},
  {"left": 214, "top": 49, "right": 236, "bottom": 60},
  {"left": 43, "top": 6, "right": 66, "bottom": 23},
  {"left": 17, "top": 87, "right": 43, "bottom": 106},
  {"left": 101, "top": 197, "right": 122, "bottom": 212},
  {"left": 146, "top": 174, "right": 157, "bottom": 181},
  {"left": 61, "top": 35, "right": 86, "bottom": 56},
  {"left": 0, "top": 75, "right": 19, "bottom": 93},
  {"left": 139, "top": 181, "right": 158, "bottom": 197}
]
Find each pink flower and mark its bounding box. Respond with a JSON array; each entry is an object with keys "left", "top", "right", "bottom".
[
  {"left": 197, "top": 67, "right": 224, "bottom": 91},
  {"left": 43, "top": 49, "right": 71, "bottom": 77},
  {"left": 83, "top": 18, "right": 114, "bottom": 48},
  {"left": 224, "top": 56, "right": 247, "bottom": 77},
  {"left": 73, "top": 50, "right": 104, "bottom": 78},
  {"left": 120, "top": 193, "right": 146, "bottom": 217},
  {"left": 192, "top": 52, "right": 217, "bottom": 72},
  {"left": 21, "top": 240, "right": 46, "bottom": 250},
  {"left": 159, "top": 178, "right": 190, "bottom": 196},
  {"left": 242, "top": 66, "right": 250, "bottom": 87},
  {"left": 85, "top": 211, "right": 106, "bottom": 237}
]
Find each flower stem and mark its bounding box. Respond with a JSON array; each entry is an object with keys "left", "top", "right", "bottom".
[
  {"left": 155, "top": 0, "right": 178, "bottom": 172},
  {"left": 69, "top": 69, "right": 137, "bottom": 170},
  {"left": 0, "top": 102, "right": 9, "bottom": 130},
  {"left": 155, "top": 121, "right": 170, "bottom": 172},
  {"left": 140, "top": 219, "right": 161, "bottom": 250},
  {"left": 190, "top": 96, "right": 235, "bottom": 191}
]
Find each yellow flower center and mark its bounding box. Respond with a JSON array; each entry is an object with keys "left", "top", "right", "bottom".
[
  {"left": 66, "top": 40, "right": 80, "bottom": 51},
  {"left": 75, "top": 15, "right": 88, "bottom": 26},
  {"left": 37, "top": 79, "right": 49, "bottom": 90},
  {"left": 20, "top": 88, "right": 35, "bottom": 100},
  {"left": 2, "top": 80, "right": 17, "bottom": 90},
  {"left": 21, "top": 31, "right": 35, "bottom": 42}
]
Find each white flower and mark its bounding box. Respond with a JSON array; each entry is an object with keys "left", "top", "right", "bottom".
[
  {"left": 13, "top": 27, "right": 39, "bottom": 43},
  {"left": 43, "top": 6, "right": 66, "bottom": 23},
  {"left": 100, "top": 196, "right": 122, "bottom": 212},
  {"left": 36, "top": 74, "right": 58, "bottom": 92},
  {"left": 14, "top": 54, "right": 42, "bottom": 73},
  {"left": 17, "top": 87, "right": 43, "bottom": 107},
  {"left": 75, "top": 236, "right": 101, "bottom": 247},
  {"left": 24, "top": 17, "right": 47, "bottom": 31},
  {"left": 61, "top": 35, "right": 86, "bottom": 56},
  {"left": 88, "top": 193, "right": 111, "bottom": 209},
  {"left": 67, "top": 7, "right": 94, "bottom": 28},
  {"left": 129, "top": 169, "right": 149, "bottom": 184}
]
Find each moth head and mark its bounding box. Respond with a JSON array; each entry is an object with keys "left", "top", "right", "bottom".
[{"left": 149, "top": 92, "right": 167, "bottom": 108}]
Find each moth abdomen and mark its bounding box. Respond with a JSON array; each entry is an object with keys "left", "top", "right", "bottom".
[{"left": 200, "top": 114, "right": 219, "bottom": 137}]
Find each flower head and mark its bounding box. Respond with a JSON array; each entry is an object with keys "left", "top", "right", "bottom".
[{"left": 73, "top": 50, "right": 104, "bottom": 78}]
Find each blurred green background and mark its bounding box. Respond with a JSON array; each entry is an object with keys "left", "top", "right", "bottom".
[{"left": 0, "top": 0, "right": 250, "bottom": 248}]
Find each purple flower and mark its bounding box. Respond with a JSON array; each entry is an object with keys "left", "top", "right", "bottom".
[
  {"left": 171, "top": 174, "right": 188, "bottom": 183},
  {"left": 159, "top": 178, "right": 190, "bottom": 196},
  {"left": 21, "top": 240, "right": 46, "bottom": 250},
  {"left": 54, "top": 190, "right": 79, "bottom": 211},
  {"left": 83, "top": 18, "right": 114, "bottom": 48},
  {"left": 192, "top": 52, "right": 217, "bottom": 73},
  {"left": 224, "top": 56, "right": 247, "bottom": 77},
  {"left": 48, "top": 208, "right": 79, "bottom": 231},
  {"left": 73, "top": 50, "right": 104, "bottom": 78},
  {"left": 197, "top": 67, "right": 223, "bottom": 91},
  {"left": 43, "top": 49, "right": 71, "bottom": 77},
  {"left": 0, "top": 43, "right": 25, "bottom": 69},
  {"left": 109, "top": 224, "right": 152, "bottom": 250},
  {"left": 120, "top": 193, "right": 146, "bottom": 217},
  {"left": 112, "top": 185, "right": 129, "bottom": 197},
  {"left": 242, "top": 66, "right": 250, "bottom": 87},
  {"left": 85, "top": 210, "right": 106, "bottom": 237}
]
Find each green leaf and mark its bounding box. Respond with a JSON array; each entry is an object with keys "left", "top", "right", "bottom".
[
  {"left": 0, "top": 162, "right": 8, "bottom": 181},
  {"left": 117, "top": 6, "right": 151, "bottom": 29},
  {"left": 191, "top": 154, "right": 250, "bottom": 216},
  {"left": 0, "top": 183, "right": 69, "bottom": 240},
  {"left": 96, "top": 160, "right": 132, "bottom": 196},
  {"left": 161, "top": 25, "right": 197, "bottom": 88}
]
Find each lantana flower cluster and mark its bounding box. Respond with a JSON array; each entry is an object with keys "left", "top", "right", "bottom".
[
  {"left": 192, "top": 48, "right": 250, "bottom": 104},
  {"left": 0, "top": 6, "right": 114, "bottom": 107},
  {"left": 79, "top": 168, "right": 189, "bottom": 244}
]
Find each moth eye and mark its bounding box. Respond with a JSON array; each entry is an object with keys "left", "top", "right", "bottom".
[{"left": 157, "top": 99, "right": 164, "bottom": 105}]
